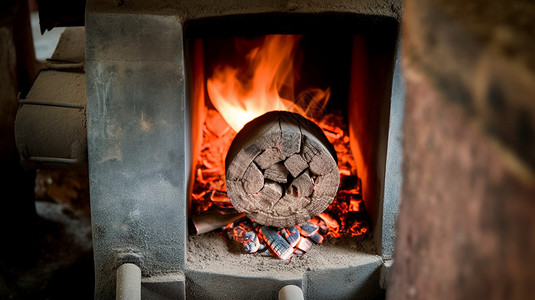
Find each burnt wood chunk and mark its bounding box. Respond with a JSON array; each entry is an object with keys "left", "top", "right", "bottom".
[
  {"left": 281, "top": 226, "right": 300, "bottom": 248},
  {"left": 288, "top": 171, "right": 314, "bottom": 197},
  {"left": 298, "top": 222, "right": 319, "bottom": 237},
  {"left": 301, "top": 136, "right": 321, "bottom": 162},
  {"left": 311, "top": 169, "right": 339, "bottom": 198},
  {"left": 279, "top": 112, "right": 302, "bottom": 156},
  {"left": 264, "top": 163, "right": 289, "bottom": 183},
  {"left": 243, "top": 164, "right": 264, "bottom": 194},
  {"left": 226, "top": 111, "right": 339, "bottom": 227},
  {"left": 295, "top": 237, "right": 313, "bottom": 252},
  {"left": 309, "top": 154, "right": 336, "bottom": 175},
  {"left": 260, "top": 226, "right": 293, "bottom": 260},
  {"left": 226, "top": 180, "right": 257, "bottom": 212},
  {"left": 284, "top": 154, "right": 309, "bottom": 177},
  {"left": 242, "top": 231, "right": 260, "bottom": 253},
  {"left": 308, "top": 232, "right": 324, "bottom": 244},
  {"left": 272, "top": 194, "right": 298, "bottom": 217},
  {"left": 225, "top": 144, "right": 262, "bottom": 181},
  {"left": 254, "top": 148, "right": 284, "bottom": 170},
  {"left": 258, "top": 181, "right": 283, "bottom": 206}
]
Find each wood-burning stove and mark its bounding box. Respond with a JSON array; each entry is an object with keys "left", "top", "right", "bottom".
[{"left": 85, "top": 1, "right": 403, "bottom": 298}]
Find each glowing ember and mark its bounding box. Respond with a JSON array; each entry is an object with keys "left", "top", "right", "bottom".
[{"left": 227, "top": 218, "right": 261, "bottom": 254}]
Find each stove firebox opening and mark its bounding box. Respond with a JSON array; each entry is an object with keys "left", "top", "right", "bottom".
[{"left": 187, "top": 32, "right": 378, "bottom": 260}]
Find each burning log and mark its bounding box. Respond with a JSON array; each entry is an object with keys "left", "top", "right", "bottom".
[{"left": 226, "top": 111, "right": 339, "bottom": 227}]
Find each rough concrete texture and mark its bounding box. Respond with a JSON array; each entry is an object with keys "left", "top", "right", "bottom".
[{"left": 387, "top": 0, "right": 535, "bottom": 295}]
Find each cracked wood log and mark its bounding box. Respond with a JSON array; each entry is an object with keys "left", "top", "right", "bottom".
[{"left": 226, "top": 111, "right": 339, "bottom": 227}]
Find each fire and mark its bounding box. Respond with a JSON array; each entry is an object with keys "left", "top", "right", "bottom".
[
  {"left": 191, "top": 34, "right": 370, "bottom": 260},
  {"left": 206, "top": 35, "right": 330, "bottom": 132}
]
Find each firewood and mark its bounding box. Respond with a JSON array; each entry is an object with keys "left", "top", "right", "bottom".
[
  {"left": 258, "top": 181, "right": 284, "bottom": 207},
  {"left": 279, "top": 112, "right": 302, "bottom": 157},
  {"left": 226, "top": 111, "right": 339, "bottom": 227},
  {"left": 226, "top": 144, "right": 262, "bottom": 181},
  {"left": 309, "top": 153, "right": 336, "bottom": 175}
]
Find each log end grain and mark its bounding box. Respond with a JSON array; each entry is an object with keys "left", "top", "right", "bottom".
[{"left": 226, "top": 111, "right": 339, "bottom": 227}]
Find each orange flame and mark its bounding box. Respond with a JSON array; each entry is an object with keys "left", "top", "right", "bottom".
[
  {"left": 318, "top": 213, "right": 342, "bottom": 238},
  {"left": 207, "top": 35, "right": 330, "bottom": 132}
]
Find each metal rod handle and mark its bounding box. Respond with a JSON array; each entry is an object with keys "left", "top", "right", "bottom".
[
  {"left": 116, "top": 263, "right": 141, "bottom": 300},
  {"left": 278, "top": 285, "right": 304, "bottom": 300}
]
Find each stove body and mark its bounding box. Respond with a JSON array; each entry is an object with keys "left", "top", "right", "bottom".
[{"left": 85, "top": 1, "right": 403, "bottom": 299}]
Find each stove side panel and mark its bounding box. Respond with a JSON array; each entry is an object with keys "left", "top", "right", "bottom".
[{"left": 86, "top": 12, "right": 188, "bottom": 299}]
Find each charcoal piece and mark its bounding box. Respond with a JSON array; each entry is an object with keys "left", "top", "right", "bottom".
[
  {"left": 287, "top": 171, "right": 314, "bottom": 197},
  {"left": 243, "top": 163, "right": 264, "bottom": 194},
  {"left": 295, "top": 237, "right": 313, "bottom": 252},
  {"left": 316, "top": 220, "right": 329, "bottom": 235},
  {"left": 257, "top": 181, "right": 283, "bottom": 206},
  {"left": 308, "top": 232, "right": 324, "bottom": 244},
  {"left": 260, "top": 226, "right": 293, "bottom": 260},
  {"left": 280, "top": 226, "right": 300, "bottom": 248},
  {"left": 242, "top": 231, "right": 260, "bottom": 253},
  {"left": 298, "top": 222, "right": 319, "bottom": 237},
  {"left": 309, "top": 153, "right": 336, "bottom": 175}
]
